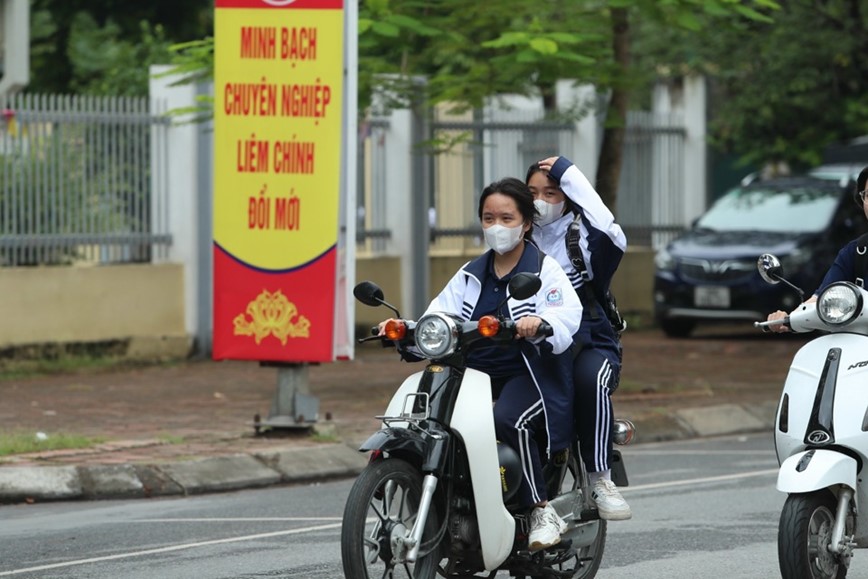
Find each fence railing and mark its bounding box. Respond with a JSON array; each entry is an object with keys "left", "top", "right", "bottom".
[
  {"left": 356, "top": 105, "right": 690, "bottom": 255},
  {"left": 0, "top": 93, "right": 172, "bottom": 266},
  {"left": 2, "top": 93, "right": 691, "bottom": 268}
]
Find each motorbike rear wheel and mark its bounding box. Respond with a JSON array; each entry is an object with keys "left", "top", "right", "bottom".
[
  {"left": 778, "top": 490, "right": 849, "bottom": 579},
  {"left": 341, "top": 458, "right": 440, "bottom": 579}
]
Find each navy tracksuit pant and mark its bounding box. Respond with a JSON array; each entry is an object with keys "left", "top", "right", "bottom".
[
  {"left": 492, "top": 374, "right": 549, "bottom": 508},
  {"left": 573, "top": 347, "right": 620, "bottom": 474}
]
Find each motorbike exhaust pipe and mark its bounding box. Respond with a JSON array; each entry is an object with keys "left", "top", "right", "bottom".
[{"left": 613, "top": 419, "right": 635, "bottom": 445}]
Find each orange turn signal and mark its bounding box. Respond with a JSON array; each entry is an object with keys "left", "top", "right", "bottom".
[
  {"left": 478, "top": 315, "right": 500, "bottom": 337},
  {"left": 384, "top": 319, "right": 407, "bottom": 341}
]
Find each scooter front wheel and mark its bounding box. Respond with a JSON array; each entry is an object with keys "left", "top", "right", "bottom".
[
  {"left": 778, "top": 490, "right": 849, "bottom": 579},
  {"left": 341, "top": 458, "right": 440, "bottom": 579}
]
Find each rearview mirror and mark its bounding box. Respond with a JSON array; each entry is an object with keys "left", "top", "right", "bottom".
[
  {"left": 353, "top": 281, "right": 385, "bottom": 307},
  {"left": 508, "top": 273, "right": 542, "bottom": 301},
  {"left": 757, "top": 254, "right": 783, "bottom": 285}
]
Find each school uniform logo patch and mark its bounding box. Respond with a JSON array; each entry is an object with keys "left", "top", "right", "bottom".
[{"left": 546, "top": 288, "right": 563, "bottom": 307}]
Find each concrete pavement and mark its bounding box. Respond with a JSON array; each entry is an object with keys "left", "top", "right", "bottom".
[{"left": 0, "top": 399, "right": 780, "bottom": 504}]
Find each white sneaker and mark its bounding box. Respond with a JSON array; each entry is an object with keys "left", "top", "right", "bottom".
[
  {"left": 591, "top": 479, "right": 632, "bottom": 520},
  {"left": 528, "top": 503, "right": 568, "bottom": 551}
]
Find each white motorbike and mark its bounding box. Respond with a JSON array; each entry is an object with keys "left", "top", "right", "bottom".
[
  {"left": 341, "top": 273, "right": 634, "bottom": 579},
  {"left": 756, "top": 253, "right": 868, "bottom": 579}
]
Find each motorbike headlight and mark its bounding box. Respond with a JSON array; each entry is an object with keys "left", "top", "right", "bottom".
[
  {"left": 817, "top": 283, "right": 863, "bottom": 326},
  {"left": 414, "top": 313, "right": 458, "bottom": 358}
]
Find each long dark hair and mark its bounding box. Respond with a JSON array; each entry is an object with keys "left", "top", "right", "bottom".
[
  {"left": 858, "top": 166, "right": 868, "bottom": 193},
  {"left": 477, "top": 177, "right": 537, "bottom": 240}
]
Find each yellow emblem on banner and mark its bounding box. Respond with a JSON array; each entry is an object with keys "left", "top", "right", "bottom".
[{"left": 233, "top": 290, "right": 310, "bottom": 345}]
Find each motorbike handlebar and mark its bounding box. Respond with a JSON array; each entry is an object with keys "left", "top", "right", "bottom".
[
  {"left": 359, "top": 316, "right": 555, "bottom": 345},
  {"left": 537, "top": 321, "right": 554, "bottom": 337},
  {"left": 499, "top": 318, "right": 554, "bottom": 339},
  {"left": 754, "top": 317, "right": 790, "bottom": 333}
]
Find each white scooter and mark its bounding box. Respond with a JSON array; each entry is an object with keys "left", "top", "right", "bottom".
[
  {"left": 756, "top": 253, "right": 868, "bottom": 579},
  {"left": 341, "top": 273, "right": 634, "bottom": 579}
]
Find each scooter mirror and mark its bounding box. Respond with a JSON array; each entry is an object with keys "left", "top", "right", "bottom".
[
  {"left": 353, "top": 281, "right": 386, "bottom": 307},
  {"left": 508, "top": 273, "right": 542, "bottom": 301},
  {"left": 757, "top": 253, "right": 783, "bottom": 285}
]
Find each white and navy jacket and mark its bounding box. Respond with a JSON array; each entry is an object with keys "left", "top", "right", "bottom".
[
  {"left": 534, "top": 157, "right": 627, "bottom": 355},
  {"left": 424, "top": 242, "right": 582, "bottom": 453}
]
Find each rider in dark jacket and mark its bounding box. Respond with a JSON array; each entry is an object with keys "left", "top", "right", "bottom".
[{"left": 767, "top": 165, "right": 868, "bottom": 331}]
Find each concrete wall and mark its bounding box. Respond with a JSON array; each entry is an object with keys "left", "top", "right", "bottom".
[
  {"left": 0, "top": 249, "right": 652, "bottom": 353},
  {"left": 0, "top": 264, "right": 190, "bottom": 356}
]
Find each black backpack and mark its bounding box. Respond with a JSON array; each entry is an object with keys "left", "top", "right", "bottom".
[{"left": 564, "top": 212, "right": 627, "bottom": 336}]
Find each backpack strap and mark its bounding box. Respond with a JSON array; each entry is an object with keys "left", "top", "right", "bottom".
[
  {"left": 564, "top": 212, "right": 603, "bottom": 321},
  {"left": 564, "top": 212, "right": 590, "bottom": 282},
  {"left": 564, "top": 211, "right": 627, "bottom": 335},
  {"left": 855, "top": 232, "right": 868, "bottom": 288}
]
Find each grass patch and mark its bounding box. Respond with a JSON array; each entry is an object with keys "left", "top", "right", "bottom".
[
  {"left": 0, "top": 431, "right": 107, "bottom": 456},
  {"left": 0, "top": 340, "right": 183, "bottom": 381},
  {"left": 157, "top": 434, "right": 186, "bottom": 445},
  {"left": 310, "top": 431, "right": 340, "bottom": 443},
  {"left": 0, "top": 357, "right": 134, "bottom": 381}
]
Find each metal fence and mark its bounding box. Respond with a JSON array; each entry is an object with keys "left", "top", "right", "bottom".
[
  {"left": 0, "top": 93, "right": 172, "bottom": 267},
  {"left": 357, "top": 105, "right": 689, "bottom": 254},
  {"left": 618, "top": 110, "right": 687, "bottom": 248}
]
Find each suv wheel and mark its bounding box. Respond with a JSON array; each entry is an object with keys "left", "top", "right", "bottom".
[{"left": 660, "top": 318, "right": 696, "bottom": 338}]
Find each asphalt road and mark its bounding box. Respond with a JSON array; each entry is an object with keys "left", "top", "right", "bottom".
[{"left": 0, "top": 433, "right": 852, "bottom": 579}]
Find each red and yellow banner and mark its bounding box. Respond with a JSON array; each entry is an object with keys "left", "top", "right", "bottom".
[{"left": 213, "top": 0, "right": 344, "bottom": 362}]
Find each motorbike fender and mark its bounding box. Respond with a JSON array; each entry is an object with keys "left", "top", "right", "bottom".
[
  {"left": 358, "top": 427, "right": 426, "bottom": 462},
  {"left": 449, "top": 368, "right": 515, "bottom": 571},
  {"left": 777, "top": 450, "right": 857, "bottom": 498}
]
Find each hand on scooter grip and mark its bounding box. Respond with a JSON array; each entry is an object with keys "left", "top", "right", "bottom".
[
  {"left": 514, "top": 315, "right": 542, "bottom": 339},
  {"left": 766, "top": 310, "right": 790, "bottom": 333},
  {"left": 377, "top": 319, "right": 396, "bottom": 336},
  {"left": 514, "top": 316, "right": 553, "bottom": 339}
]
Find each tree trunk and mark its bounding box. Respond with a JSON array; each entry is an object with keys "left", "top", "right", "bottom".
[{"left": 595, "top": 7, "right": 630, "bottom": 216}]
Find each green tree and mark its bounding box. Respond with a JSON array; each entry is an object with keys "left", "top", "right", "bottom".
[
  {"left": 635, "top": 0, "right": 868, "bottom": 170},
  {"left": 359, "top": 0, "right": 778, "bottom": 207},
  {"left": 28, "top": 0, "right": 213, "bottom": 96}
]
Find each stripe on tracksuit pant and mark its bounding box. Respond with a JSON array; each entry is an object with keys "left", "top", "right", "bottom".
[
  {"left": 493, "top": 375, "right": 548, "bottom": 507},
  {"left": 574, "top": 348, "right": 617, "bottom": 474}
]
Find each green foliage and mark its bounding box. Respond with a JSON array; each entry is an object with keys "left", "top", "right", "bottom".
[
  {"left": 67, "top": 14, "right": 172, "bottom": 96},
  {"left": 163, "top": 38, "right": 215, "bottom": 85},
  {"left": 358, "top": 0, "right": 613, "bottom": 115},
  {"left": 634, "top": 0, "right": 867, "bottom": 168},
  {"left": 153, "top": 38, "right": 216, "bottom": 123},
  {"left": 357, "top": 0, "right": 777, "bottom": 123},
  {"left": 28, "top": 0, "right": 213, "bottom": 96}
]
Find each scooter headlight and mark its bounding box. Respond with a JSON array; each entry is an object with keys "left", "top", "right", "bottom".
[
  {"left": 817, "top": 282, "right": 862, "bottom": 326},
  {"left": 414, "top": 313, "right": 458, "bottom": 358}
]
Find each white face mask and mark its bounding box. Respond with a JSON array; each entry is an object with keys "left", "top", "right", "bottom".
[
  {"left": 483, "top": 223, "right": 524, "bottom": 255},
  {"left": 533, "top": 199, "right": 566, "bottom": 227}
]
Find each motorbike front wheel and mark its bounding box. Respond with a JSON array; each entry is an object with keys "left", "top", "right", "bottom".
[
  {"left": 778, "top": 490, "right": 849, "bottom": 579},
  {"left": 341, "top": 458, "right": 440, "bottom": 579}
]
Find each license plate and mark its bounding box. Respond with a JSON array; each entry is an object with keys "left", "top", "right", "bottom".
[{"left": 694, "top": 286, "right": 730, "bottom": 308}]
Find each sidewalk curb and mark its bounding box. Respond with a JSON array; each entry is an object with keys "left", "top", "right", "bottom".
[{"left": 0, "top": 403, "right": 778, "bottom": 504}]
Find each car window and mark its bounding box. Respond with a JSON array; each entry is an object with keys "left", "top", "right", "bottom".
[{"left": 696, "top": 185, "right": 839, "bottom": 233}]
